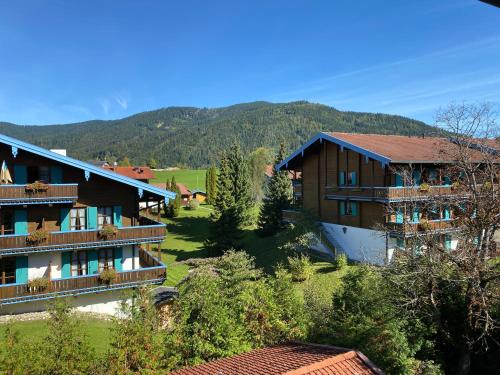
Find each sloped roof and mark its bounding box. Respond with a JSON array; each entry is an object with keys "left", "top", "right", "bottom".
[
  {"left": 277, "top": 132, "right": 499, "bottom": 170},
  {"left": 0, "top": 133, "right": 175, "bottom": 200},
  {"left": 151, "top": 182, "right": 190, "bottom": 196},
  {"left": 170, "top": 342, "right": 383, "bottom": 375},
  {"left": 102, "top": 165, "right": 155, "bottom": 180}
]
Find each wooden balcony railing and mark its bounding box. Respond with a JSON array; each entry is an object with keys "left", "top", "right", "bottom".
[
  {"left": 324, "top": 185, "right": 461, "bottom": 201},
  {"left": 0, "top": 263, "right": 166, "bottom": 305},
  {"left": 0, "top": 218, "right": 166, "bottom": 255},
  {"left": 387, "top": 220, "right": 456, "bottom": 234},
  {"left": 0, "top": 184, "right": 78, "bottom": 205}
]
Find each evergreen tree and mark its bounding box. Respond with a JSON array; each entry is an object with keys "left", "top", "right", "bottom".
[
  {"left": 120, "top": 156, "right": 131, "bottom": 167},
  {"left": 166, "top": 176, "right": 181, "bottom": 218},
  {"left": 205, "top": 165, "right": 217, "bottom": 205},
  {"left": 258, "top": 143, "right": 293, "bottom": 235},
  {"left": 226, "top": 141, "right": 253, "bottom": 226},
  {"left": 148, "top": 157, "right": 157, "bottom": 169}
]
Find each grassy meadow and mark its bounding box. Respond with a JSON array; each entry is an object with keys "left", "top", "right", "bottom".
[{"left": 151, "top": 169, "right": 206, "bottom": 191}]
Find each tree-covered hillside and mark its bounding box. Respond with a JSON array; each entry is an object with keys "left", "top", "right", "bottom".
[{"left": 0, "top": 101, "right": 440, "bottom": 167}]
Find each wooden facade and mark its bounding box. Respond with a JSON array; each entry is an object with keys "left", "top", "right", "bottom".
[{"left": 0, "top": 137, "right": 170, "bottom": 307}]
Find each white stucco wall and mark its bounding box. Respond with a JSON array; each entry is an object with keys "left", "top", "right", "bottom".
[
  {"left": 27, "top": 252, "right": 62, "bottom": 280},
  {"left": 321, "top": 223, "right": 396, "bottom": 265},
  {"left": 0, "top": 290, "right": 131, "bottom": 316}
]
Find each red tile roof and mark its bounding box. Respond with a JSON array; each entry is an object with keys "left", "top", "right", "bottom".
[
  {"left": 102, "top": 166, "right": 155, "bottom": 180},
  {"left": 327, "top": 132, "right": 499, "bottom": 163},
  {"left": 151, "top": 182, "right": 191, "bottom": 196},
  {"left": 170, "top": 342, "right": 383, "bottom": 375}
]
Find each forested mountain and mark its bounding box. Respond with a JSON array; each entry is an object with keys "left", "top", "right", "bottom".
[{"left": 0, "top": 101, "right": 440, "bottom": 168}]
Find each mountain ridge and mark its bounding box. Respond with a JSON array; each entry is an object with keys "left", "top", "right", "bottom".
[{"left": 0, "top": 101, "right": 440, "bottom": 168}]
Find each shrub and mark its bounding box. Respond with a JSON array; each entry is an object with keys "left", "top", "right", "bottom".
[
  {"left": 98, "top": 224, "right": 118, "bottom": 239},
  {"left": 27, "top": 277, "right": 50, "bottom": 292},
  {"left": 26, "top": 229, "right": 49, "bottom": 245},
  {"left": 419, "top": 219, "right": 432, "bottom": 231},
  {"left": 99, "top": 268, "right": 117, "bottom": 284},
  {"left": 186, "top": 199, "right": 200, "bottom": 211},
  {"left": 25, "top": 181, "right": 49, "bottom": 193},
  {"left": 287, "top": 254, "right": 313, "bottom": 282},
  {"left": 335, "top": 253, "right": 348, "bottom": 270},
  {"left": 451, "top": 181, "right": 461, "bottom": 191}
]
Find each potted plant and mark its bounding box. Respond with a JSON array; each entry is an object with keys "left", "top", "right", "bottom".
[
  {"left": 418, "top": 219, "right": 432, "bottom": 231},
  {"left": 98, "top": 224, "right": 118, "bottom": 240},
  {"left": 27, "top": 277, "right": 50, "bottom": 293},
  {"left": 451, "top": 181, "right": 461, "bottom": 191},
  {"left": 99, "top": 268, "right": 117, "bottom": 285},
  {"left": 25, "top": 181, "right": 49, "bottom": 193},
  {"left": 419, "top": 182, "right": 430, "bottom": 192},
  {"left": 26, "top": 229, "right": 49, "bottom": 245}
]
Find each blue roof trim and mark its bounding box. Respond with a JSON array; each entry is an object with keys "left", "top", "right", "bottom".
[
  {"left": 0, "top": 133, "right": 175, "bottom": 200},
  {"left": 275, "top": 132, "right": 391, "bottom": 170}
]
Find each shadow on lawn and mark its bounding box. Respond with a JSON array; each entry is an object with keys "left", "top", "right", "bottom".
[
  {"left": 166, "top": 215, "right": 211, "bottom": 244},
  {"left": 163, "top": 247, "right": 208, "bottom": 262}
]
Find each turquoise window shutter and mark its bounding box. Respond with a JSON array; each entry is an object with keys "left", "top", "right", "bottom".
[
  {"left": 113, "top": 206, "right": 122, "bottom": 228},
  {"left": 443, "top": 176, "right": 451, "bottom": 185},
  {"left": 15, "top": 256, "right": 28, "bottom": 284},
  {"left": 351, "top": 202, "right": 358, "bottom": 216},
  {"left": 339, "top": 172, "right": 345, "bottom": 186},
  {"left": 412, "top": 170, "right": 421, "bottom": 185},
  {"left": 339, "top": 201, "right": 346, "bottom": 215},
  {"left": 444, "top": 235, "right": 452, "bottom": 250},
  {"left": 396, "top": 238, "right": 404, "bottom": 249},
  {"left": 86, "top": 207, "right": 98, "bottom": 229},
  {"left": 60, "top": 208, "right": 70, "bottom": 231},
  {"left": 14, "top": 210, "right": 28, "bottom": 235},
  {"left": 396, "top": 207, "right": 404, "bottom": 224},
  {"left": 412, "top": 209, "right": 420, "bottom": 223},
  {"left": 50, "top": 166, "right": 63, "bottom": 183},
  {"left": 350, "top": 172, "right": 357, "bottom": 186},
  {"left": 87, "top": 250, "right": 98, "bottom": 274},
  {"left": 395, "top": 174, "right": 403, "bottom": 187},
  {"left": 61, "top": 251, "right": 72, "bottom": 278},
  {"left": 114, "top": 247, "right": 123, "bottom": 272},
  {"left": 13, "top": 165, "right": 27, "bottom": 184},
  {"left": 443, "top": 207, "right": 450, "bottom": 220}
]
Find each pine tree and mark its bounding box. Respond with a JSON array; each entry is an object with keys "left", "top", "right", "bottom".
[
  {"left": 148, "top": 157, "right": 157, "bottom": 169},
  {"left": 226, "top": 141, "right": 253, "bottom": 226},
  {"left": 205, "top": 165, "right": 217, "bottom": 205},
  {"left": 258, "top": 143, "right": 293, "bottom": 236}
]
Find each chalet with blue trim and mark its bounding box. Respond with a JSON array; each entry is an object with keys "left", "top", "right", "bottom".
[
  {"left": 0, "top": 134, "right": 174, "bottom": 314},
  {"left": 278, "top": 132, "right": 499, "bottom": 264}
]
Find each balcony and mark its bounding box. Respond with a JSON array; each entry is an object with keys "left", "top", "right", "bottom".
[
  {"left": 324, "top": 185, "right": 461, "bottom": 202},
  {"left": 387, "top": 219, "right": 457, "bottom": 236},
  {"left": 0, "top": 217, "right": 166, "bottom": 256},
  {"left": 0, "top": 249, "right": 166, "bottom": 305},
  {"left": 0, "top": 183, "right": 78, "bottom": 205}
]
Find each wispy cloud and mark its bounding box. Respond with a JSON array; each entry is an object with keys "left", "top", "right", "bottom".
[
  {"left": 99, "top": 98, "right": 111, "bottom": 115},
  {"left": 114, "top": 96, "right": 128, "bottom": 110}
]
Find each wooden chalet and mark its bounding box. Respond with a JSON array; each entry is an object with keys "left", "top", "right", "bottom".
[{"left": 0, "top": 134, "right": 174, "bottom": 314}]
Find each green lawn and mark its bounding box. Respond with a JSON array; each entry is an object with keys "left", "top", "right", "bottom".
[
  {"left": 0, "top": 317, "right": 113, "bottom": 355},
  {"left": 152, "top": 169, "right": 206, "bottom": 191}
]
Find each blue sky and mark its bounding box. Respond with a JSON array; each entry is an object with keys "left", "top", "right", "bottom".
[{"left": 0, "top": 0, "right": 499, "bottom": 125}]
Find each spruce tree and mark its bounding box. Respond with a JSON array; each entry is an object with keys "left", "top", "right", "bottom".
[
  {"left": 165, "top": 176, "right": 181, "bottom": 218},
  {"left": 205, "top": 142, "right": 253, "bottom": 255},
  {"left": 258, "top": 143, "right": 293, "bottom": 236},
  {"left": 205, "top": 166, "right": 217, "bottom": 205}
]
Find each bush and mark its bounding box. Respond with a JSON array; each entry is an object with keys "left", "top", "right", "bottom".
[
  {"left": 287, "top": 254, "right": 313, "bottom": 282},
  {"left": 186, "top": 199, "right": 200, "bottom": 211},
  {"left": 335, "top": 253, "right": 348, "bottom": 270},
  {"left": 99, "top": 268, "right": 117, "bottom": 284},
  {"left": 26, "top": 229, "right": 49, "bottom": 245}
]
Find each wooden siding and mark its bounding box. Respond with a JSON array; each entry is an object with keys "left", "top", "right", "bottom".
[{"left": 0, "top": 184, "right": 77, "bottom": 204}]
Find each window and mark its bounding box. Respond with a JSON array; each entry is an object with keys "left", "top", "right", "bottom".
[
  {"left": 98, "top": 248, "right": 114, "bottom": 272},
  {"left": 347, "top": 171, "right": 357, "bottom": 186},
  {"left": 71, "top": 251, "right": 87, "bottom": 276},
  {"left": 444, "top": 234, "right": 453, "bottom": 251},
  {"left": 70, "top": 208, "right": 86, "bottom": 230},
  {"left": 1, "top": 212, "right": 14, "bottom": 235},
  {"left": 98, "top": 207, "right": 113, "bottom": 229},
  {"left": 0, "top": 257, "right": 16, "bottom": 285},
  {"left": 39, "top": 166, "right": 50, "bottom": 182},
  {"left": 340, "top": 201, "right": 358, "bottom": 216},
  {"left": 27, "top": 166, "right": 50, "bottom": 183}
]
